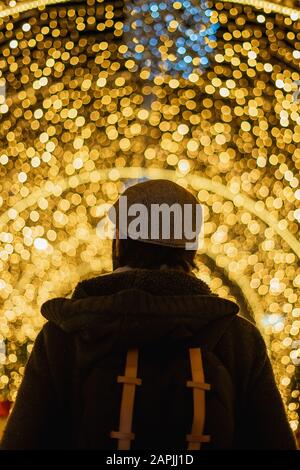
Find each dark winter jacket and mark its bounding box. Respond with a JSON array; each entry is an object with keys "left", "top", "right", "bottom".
[{"left": 1, "top": 268, "right": 297, "bottom": 449}]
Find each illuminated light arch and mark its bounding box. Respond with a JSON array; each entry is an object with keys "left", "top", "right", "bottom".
[
  {"left": 0, "top": 0, "right": 298, "bottom": 429},
  {"left": 203, "top": 247, "right": 263, "bottom": 320},
  {"left": 0, "top": 0, "right": 70, "bottom": 19},
  {"left": 13, "top": 240, "right": 261, "bottom": 322},
  {"left": 0, "top": 165, "right": 290, "bottom": 327},
  {"left": 222, "top": 0, "right": 300, "bottom": 17},
  {"left": 0, "top": 0, "right": 299, "bottom": 20},
  {"left": 1, "top": 167, "right": 299, "bottom": 258}
]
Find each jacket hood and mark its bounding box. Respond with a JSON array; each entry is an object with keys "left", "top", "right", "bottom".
[{"left": 41, "top": 269, "right": 239, "bottom": 356}]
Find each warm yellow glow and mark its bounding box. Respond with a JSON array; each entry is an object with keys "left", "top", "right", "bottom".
[
  {"left": 222, "top": 0, "right": 300, "bottom": 19},
  {"left": 0, "top": 0, "right": 71, "bottom": 19},
  {"left": 0, "top": 0, "right": 299, "bottom": 433}
]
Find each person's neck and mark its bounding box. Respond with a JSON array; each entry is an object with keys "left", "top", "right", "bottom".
[{"left": 113, "top": 265, "right": 194, "bottom": 275}]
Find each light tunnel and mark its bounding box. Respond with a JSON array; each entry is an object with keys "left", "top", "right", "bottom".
[{"left": 0, "top": 0, "right": 299, "bottom": 433}]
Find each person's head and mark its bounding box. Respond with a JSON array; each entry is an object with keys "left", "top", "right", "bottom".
[
  {"left": 113, "top": 235, "right": 197, "bottom": 272},
  {"left": 109, "top": 179, "right": 202, "bottom": 273}
]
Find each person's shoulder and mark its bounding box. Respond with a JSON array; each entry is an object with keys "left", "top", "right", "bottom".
[
  {"left": 39, "top": 320, "right": 73, "bottom": 353},
  {"left": 71, "top": 271, "right": 114, "bottom": 298},
  {"left": 229, "top": 315, "right": 267, "bottom": 350},
  {"left": 42, "top": 319, "right": 68, "bottom": 335}
]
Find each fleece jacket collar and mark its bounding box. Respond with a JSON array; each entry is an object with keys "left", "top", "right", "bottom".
[{"left": 41, "top": 269, "right": 239, "bottom": 351}]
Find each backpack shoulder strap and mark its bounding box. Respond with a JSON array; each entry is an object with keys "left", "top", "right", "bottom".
[
  {"left": 186, "top": 347, "right": 211, "bottom": 450},
  {"left": 110, "top": 349, "right": 142, "bottom": 450},
  {"left": 111, "top": 347, "right": 210, "bottom": 450}
]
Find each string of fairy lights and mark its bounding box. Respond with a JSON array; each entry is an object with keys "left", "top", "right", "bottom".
[{"left": 0, "top": 0, "right": 299, "bottom": 433}]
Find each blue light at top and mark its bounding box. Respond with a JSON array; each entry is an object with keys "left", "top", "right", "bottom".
[{"left": 123, "top": 0, "right": 220, "bottom": 79}]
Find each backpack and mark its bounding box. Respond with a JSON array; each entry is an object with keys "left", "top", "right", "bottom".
[
  {"left": 110, "top": 347, "right": 229, "bottom": 450},
  {"left": 76, "top": 316, "right": 236, "bottom": 449}
]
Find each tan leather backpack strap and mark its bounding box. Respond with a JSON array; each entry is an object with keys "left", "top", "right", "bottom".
[
  {"left": 110, "top": 349, "right": 141, "bottom": 450},
  {"left": 186, "top": 347, "right": 211, "bottom": 450}
]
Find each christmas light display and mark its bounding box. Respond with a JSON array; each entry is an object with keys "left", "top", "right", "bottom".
[{"left": 0, "top": 0, "right": 299, "bottom": 434}]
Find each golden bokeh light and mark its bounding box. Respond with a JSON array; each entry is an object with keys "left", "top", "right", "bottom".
[{"left": 0, "top": 0, "right": 299, "bottom": 434}]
